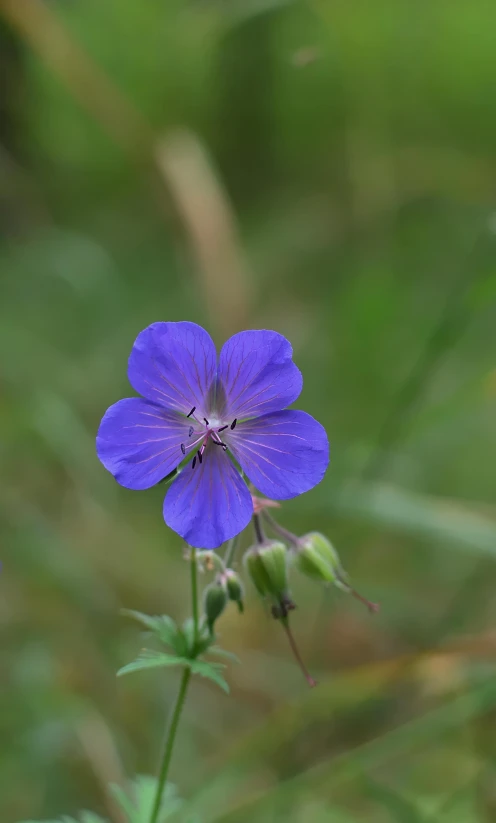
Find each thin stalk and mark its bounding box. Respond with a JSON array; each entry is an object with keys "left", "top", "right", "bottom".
[
  {"left": 262, "top": 511, "right": 300, "bottom": 548},
  {"left": 190, "top": 546, "right": 199, "bottom": 648},
  {"left": 349, "top": 587, "right": 380, "bottom": 614},
  {"left": 281, "top": 616, "right": 317, "bottom": 688},
  {"left": 149, "top": 547, "right": 199, "bottom": 823},
  {"left": 149, "top": 667, "right": 191, "bottom": 823},
  {"left": 253, "top": 513, "right": 265, "bottom": 545},
  {"left": 224, "top": 534, "right": 239, "bottom": 568},
  {"left": 335, "top": 575, "right": 379, "bottom": 614}
]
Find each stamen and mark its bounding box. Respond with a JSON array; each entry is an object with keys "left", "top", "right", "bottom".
[
  {"left": 203, "top": 417, "right": 209, "bottom": 426},
  {"left": 212, "top": 440, "right": 225, "bottom": 447},
  {"left": 217, "top": 425, "right": 228, "bottom": 432},
  {"left": 198, "top": 451, "right": 203, "bottom": 465},
  {"left": 230, "top": 419, "right": 237, "bottom": 430},
  {"left": 192, "top": 455, "right": 197, "bottom": 469},
  {"left": 188, "top": 426, "right": 194, "bottom": 438},
  {"left": 187, "top": 407, "right": 196, "bottom": 418},
  {"left": 180, "top": 443, "right": 186, "bottom": 455}
]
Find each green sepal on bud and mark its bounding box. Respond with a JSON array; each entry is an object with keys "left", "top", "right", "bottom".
[
  {"left": 225, "top": 570, "right": 244, "bottom": 613},
  {"left": 295, "top": 532, "right": 342, "bottom": 583},
  {"left": 296, "top": 532, "right": 379, "bottom": 614},
  {"left": 244, "top": 541, "right": 293, "bottom": 613},
  {"left": 203, "top": 579, "right": 228, "bottom": 634}
]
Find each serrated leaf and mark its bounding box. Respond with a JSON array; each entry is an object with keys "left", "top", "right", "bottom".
[
  {"left": 110, "top": 775, "right": 182, "bottom": 823},
  {"left": 189, "top": 660, "right": 230, "bottom": 693},
  {"left": 121, "top": 610, "right": 178, "bottom": 648},
  {"left": 180, "top": 618, "right": 214, "bottom": 656},
  {"left": 180, "top": 618, "right": 199, "bottom": 655},
  {"left": 117, "top": 650, "right": 188, "bottom": 678},
  {"left": 117, "top": 650, "right": 230, "bottom": 692},
  {"left": 171, "top": 625, "right": 190, "bottom": 657}
]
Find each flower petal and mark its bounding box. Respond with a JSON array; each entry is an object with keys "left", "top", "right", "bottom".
[
  {"left": 163, "top": 445, "right": 253, "bottom": 549},
  {"left": 97, "top": 398, "right": 189, "bottom": 490},
  {"left": 128, "top": 322, "right": 217, "bottom": 418},
  {"left": 217, "top": 330, "right": 302, "bottom": 420},
  {"left": 226, "top": 410, "right": 329, "bottom": 499}
]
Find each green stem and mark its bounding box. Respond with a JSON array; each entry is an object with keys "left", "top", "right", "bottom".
[
  {"left": 253, "top": 513, "right": 265, "bottom": 544},
  {"left": 191, "top": 546, "right": 199, "bottom": 648},
  {"left": 281, "top": 616, "right": 317, "bottom": 688},
  {"left": 149, "top": 547, "right": 199, "bottom": 823},
  {"left": 262, "top": 511, "right": 300, "bottom": 548},
  {"left": 224, "top": 534, "right": 239, "bottom": 568},
  {"left": 149, "top": 667, "right": 191, "bottom": 823}
]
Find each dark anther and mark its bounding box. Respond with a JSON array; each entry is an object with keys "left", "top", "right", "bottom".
[
  {"left": 212, "top": 440, "right": 224, "bottom": 446},
  {"left": 222, "top": 444, "right": 228, "bottom": 451},
  {"left": 203, "top": 417, "right": 209, "bottom": 426},
  {"left": 192, "top": 455, "right": 197, "bottom": 469},
  {"left": 198, "top": 451, "right": 203, "bottom": 465},
  {"left": 217, "top": 425, "right": 228, "bottom": 432},
  {"left": 180, "top": 443, "right": 186, "bottom": 455},
  {"left": 230, "top": 419, "right": 237, "bottom": 430},
  {"left": 188, "top": 426, "right": 194, "bottom": 438},
  {"left": 187, "top": 407, "right": 196, "bottom": 418}
]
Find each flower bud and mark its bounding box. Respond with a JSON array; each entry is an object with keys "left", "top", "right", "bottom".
[
  {"left": 296, "top": 532, "right": 379, "bottom": 614},
  {"left": 244, "top": 540, "right": 290, "bottom": 601},
  {"left": 203, "top": 580, "right": 228, "bottom": 633},
  {"left": 225, "top": 570, "right": 244, "bottom": 613},
  {"left": 295, "top": 532, "right": 342, "bottom": 583}
]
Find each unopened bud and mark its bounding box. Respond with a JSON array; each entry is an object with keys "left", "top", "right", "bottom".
[
  {"left": 203, "top": 580, "right": 228, "bottom": 633},
  {"left": 295, "top": 532, "right": 342, "bottom": 583},
  {"left": 297, "top": 533, "right": 379, "bottom": 615},
  {"left": 225, "top": 570, "right": 244, "bottom": 613},
  {"left": 244, "top": 540, "right": 291, "bottom": 604}
]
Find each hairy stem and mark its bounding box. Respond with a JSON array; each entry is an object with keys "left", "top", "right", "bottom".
[
  {"left": 253, "top": 513, "right": 265, "bottom": 544},
  {"left": 149, "top": 667, "right": 191, "bottom": 823},
  {"left": 191, "top": 546, "right": 199, "bottom": 647},
  {"left": 281, "top": 617, "right": 317, "bottom": 688},
  {"left": 262, "top": 511, "right": 300, "bottom": 548},
  {"left": 149, "top": 548, "right": 199, "bottom": 823},
  {"left": 223, "top": 534, "right": 239, "bottom": 568}
]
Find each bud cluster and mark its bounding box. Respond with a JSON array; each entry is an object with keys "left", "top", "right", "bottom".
[
  {"left": 201, "top": 552, "right": 245, "bottom": 635},
  {"left": 195, "top": 505, "right": 378, "bottom": 684}
]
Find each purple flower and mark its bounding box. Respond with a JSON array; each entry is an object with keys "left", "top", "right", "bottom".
[{"left": 96, "top": 322, "right": 329, "bottom": 549}]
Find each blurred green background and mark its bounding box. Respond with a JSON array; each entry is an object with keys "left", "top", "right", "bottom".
[{"left": 1, "top": 0, "right": 496, "bottom": 821}]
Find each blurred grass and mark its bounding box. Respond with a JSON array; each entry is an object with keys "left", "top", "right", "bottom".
[{"left": 0, "top": 0, "right": 495, "bottom": 821}]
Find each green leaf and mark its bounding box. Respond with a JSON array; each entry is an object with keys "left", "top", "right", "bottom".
[
  {"left": 110, "top": 775, "right": 182, "bottom": 823},
  {"left": 176, "top": 618, "right": 213, "bottom": 656},
  {"left": 117, "top": 650, "right": 231, "bottom": 692},
  {"left": 171, "top": 624, "right": 190, "bottom": 657},
  {"left": 121, "top": 610, "right": 178, "bottom": 648},
  {"left": 117, "top": 650, "right": 188, "bottom": 677},
  {"left": 189, "top": 660, "right": 230, "bottom": 693}
]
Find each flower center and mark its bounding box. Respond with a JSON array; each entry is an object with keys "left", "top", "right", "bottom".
[{"left": 181, "top": 407, "right": 237, "bottom": 469}]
